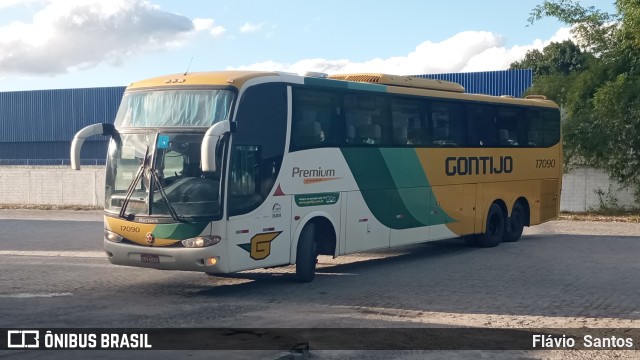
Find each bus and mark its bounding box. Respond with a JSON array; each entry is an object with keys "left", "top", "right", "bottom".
[{"left": 71, "top": 71, "right": 561, "bottom": 282}]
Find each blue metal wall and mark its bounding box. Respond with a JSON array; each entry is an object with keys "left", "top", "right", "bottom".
[
  {"left": 414, "top": 69, "right": 532, "bottom": 98},
  {"left": 0, "top": 70, "right": 533, "bottom": 165},
  {"left": 0, "top": 86, "right": 125, "bottom": 164}
]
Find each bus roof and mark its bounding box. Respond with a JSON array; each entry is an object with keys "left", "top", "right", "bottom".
[
  {"left": 126, "top": 70, "right": 558, "bottom": 109},
  {"left": 329, "top": 73, "right": 466, "bottom": 93},
  {"left": 127, "top": 70, "right": 281, "bottom": 90}
]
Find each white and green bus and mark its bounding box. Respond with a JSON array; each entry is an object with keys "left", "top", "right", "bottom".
[{"left": 71, "top": 71, "right": 561, "bottom": 282}]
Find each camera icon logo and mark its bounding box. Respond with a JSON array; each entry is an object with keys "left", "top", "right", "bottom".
[{"left": 7, "top": 330, "right": 40, "bottom": 348}]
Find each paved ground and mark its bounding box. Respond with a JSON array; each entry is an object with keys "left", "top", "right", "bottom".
[{"left": 1, "top": 209, "right": 640, "bottom": 359}]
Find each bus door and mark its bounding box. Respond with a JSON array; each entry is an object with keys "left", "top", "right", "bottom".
[{"left": 224, "top": 82, "right": 290, "bottom": 272}]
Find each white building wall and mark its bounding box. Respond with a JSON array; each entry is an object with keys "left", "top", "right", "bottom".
[
  {"left": 560, "top": 167, "right": 637, "bottom": 212},
  {"left": 0, "top": 166, "right": 104, "bottom": 207}
]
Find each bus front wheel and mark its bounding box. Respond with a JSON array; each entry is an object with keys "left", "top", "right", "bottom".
[
  {"left": 477, "top": 203, "right": 504, "bottom": 248},
  {"left": 295, "top": 223, "right": 318, "bottom": 282}
]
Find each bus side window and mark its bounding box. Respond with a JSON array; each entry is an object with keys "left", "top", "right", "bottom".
[
  {"left": 391, "top": 97, "right": 422, "bottom": 146},
  {"left": 527, "top": 108, "right": 561, "bottom": 147},
  {"left": 469, "top": 105, "right": 497, "bottom": 147},
  {"left": 527, "top": 110, "right": 542, "bottom": 146},
  {"left": 291, "top": 89, "right": 338, "bottom": 150},
  {"left": 432, "top": 102, "right": 466, "bottom": 147},
  {"left": 294, "top": 111, "right": 324, "bottom": 147},
  {"left": 496, "top": 108, "right": 522, "bottom": 146},
  {"left": 357, "top": 123, "right": 381, "bottom": 145},
  {"left": 345, "top": 93, "right": 391, "bottom": 146},
  {"left": 407, "top": 116, "right": 428, "bottom": 145}
]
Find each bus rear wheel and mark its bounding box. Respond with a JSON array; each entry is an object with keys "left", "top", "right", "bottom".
[
  {"left": 504, "top": 202, "right": 525, "bottom": 242},
  {"left": 477, "top": 203, "right": 504, "bottom": 248},
  {"left": 295, "top": 223, "right": 318, "bottom": 282}
]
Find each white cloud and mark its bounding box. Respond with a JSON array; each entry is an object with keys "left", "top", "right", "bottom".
[
  {"left": 239, "top": 22, "right": 264, "bottom": 33},
  {"left": 0, "top": 0, "right": 39, "bottom": 9},
  {"left": 229, "top": 28, "right": 574, "bottom": 75},
  {"left": 0, "top": 0, "right": 215, "bottom": 75},
  {"left": 193, "top": 18, "right": 226, "bottom": 37}
]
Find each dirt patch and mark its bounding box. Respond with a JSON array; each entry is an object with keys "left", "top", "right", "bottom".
[{"left": 559, "top": 210, "right": 640, "bottom": 223}]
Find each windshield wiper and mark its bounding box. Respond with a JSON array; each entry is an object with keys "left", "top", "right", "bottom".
[
  {"left": 148, "top": 168, "right": 183, "bottom": 222},
  {"left": 118, "top": 146, "right": 149, "bottom": 220}
]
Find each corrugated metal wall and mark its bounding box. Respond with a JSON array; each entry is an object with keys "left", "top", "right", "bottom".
[
  {"left": 0, "top": 86, "right": 125, "bottom": 164},
  {"left": 414, "top": 69, "right": 533, "bottom": 97},
  {"left": 0, "top": 70, "right": 533, "bottom": 164}
]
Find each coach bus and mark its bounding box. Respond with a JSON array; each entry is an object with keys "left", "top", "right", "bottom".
[{"left": 71, "top": 71, "right": 561, "bottom": 282}]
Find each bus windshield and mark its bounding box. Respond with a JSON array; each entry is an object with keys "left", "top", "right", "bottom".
[
  {"left": 114, "top": 89, "right": 234, "bottom": 128},
  {"left": 105, "top": 133, "right": 223, "bottom": 219}
]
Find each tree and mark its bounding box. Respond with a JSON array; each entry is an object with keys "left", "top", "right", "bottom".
[
  {"left": 510, "top": 40, "right": 590, "bottom": 78},
  {"left": 525, "top": 0, "right": 640, "bottom": 199},
  {"left": 528, "top": 0, "right": 620, "bottom": 55},
  {"left": 510, "top": 40, "right": 592, "bottom": 104}
]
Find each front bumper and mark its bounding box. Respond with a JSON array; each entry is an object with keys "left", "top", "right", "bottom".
[{"left": 103, "top": 239, "right": 229, "bottom": 273}]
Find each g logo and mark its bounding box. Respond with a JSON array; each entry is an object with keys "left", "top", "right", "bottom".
[{"left": 250, "top": 232, "right": 282, "bottom": 260}]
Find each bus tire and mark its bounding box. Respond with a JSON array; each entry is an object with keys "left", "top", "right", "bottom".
[
  {"left": 477, "top": 203, "right": 504, "bottom": 248},
  {"left": 504, "top": 202, "right": 525, "bottom": 242},
  {"left": 295, "top": 223, "right": 317, "bottom": 283}
]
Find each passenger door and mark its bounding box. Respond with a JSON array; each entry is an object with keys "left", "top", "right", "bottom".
[{"left": 224, "top": 83, "right": 292, "bottom": 272}]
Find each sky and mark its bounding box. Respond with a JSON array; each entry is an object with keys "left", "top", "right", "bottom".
[{"left": 0, "top": 0, "right": 617, "bottom": 92}]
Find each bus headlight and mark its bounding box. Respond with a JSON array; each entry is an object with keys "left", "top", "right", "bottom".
[
  {"left": 104, "top": 230, "right": 123, "bottom": 243},
  {"left": 182, "top": 235, "right": 221, "bottom": 248}
]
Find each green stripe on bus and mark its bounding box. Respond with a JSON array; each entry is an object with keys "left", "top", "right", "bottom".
[
  {"left": 152, "top": 222, "right": 208, "bottom": 239},
  {"left": 341, "top": 148, "right": 396, "bottom": 190},
  {"left": 303, "top": 77, "right": 349, "bottom": 89},
  {"left": 341, "top": 147, "right": 455, "bottom": 228},
  {"left": 347, "top": 82, "right": 387, "bottom": 92},
  {"left": 379, "top": 148, "right": 429, "bottom": 188},
  {"left": 379, "top": 148, "right": 455, "bottom": 225},
  {"left": 341, "top": 148, "right": 420, "bottom": 229}
]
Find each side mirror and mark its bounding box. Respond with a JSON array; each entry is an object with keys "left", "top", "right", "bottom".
[
  {"left": 201, "top": 120, "right": 230, "bottom": 172},
  {"left": 71, "top": 123, "right": 118, "bottom": 170}
]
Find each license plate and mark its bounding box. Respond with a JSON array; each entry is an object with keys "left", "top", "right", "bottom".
[{"left": 140, "top": 254, "right": 160, "bottom": 263}]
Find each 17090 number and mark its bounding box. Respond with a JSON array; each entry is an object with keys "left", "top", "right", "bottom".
[{"left": 536, "top": 159, "right": 556, "bottom": 168}]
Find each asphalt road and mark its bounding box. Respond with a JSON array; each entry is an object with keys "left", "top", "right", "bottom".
[{"left": 1, "top": 210, "right": 640, "bottom": 360}]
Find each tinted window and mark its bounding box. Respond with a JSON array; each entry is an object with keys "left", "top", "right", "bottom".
[
  {"left": 496, "top": 107, "right": 525, "bottom": 146},
  {"left": 527, "top": 108, "right": 560, "bottom": 147},
  {"left": 228, "top": 83, "right": 287, "bottom": 216},
  {"left": 468, "top": 105, "right": 497, "bottom": 147},
  {"left": 344, "top": 93, "right": 391, "bottom": 146},
  {"left": 291, "top": 89, "right": 340, "bottom": 149},
  {"left": 391, "top": 97, "right": 424, "bottom": 146},
  {"left": 291, "top": 86, "right": 560, "bottom": 150},
  {"left": 431, "top": 102, "right": 467, "bottom": 147}
]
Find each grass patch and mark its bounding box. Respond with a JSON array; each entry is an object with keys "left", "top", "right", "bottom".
[{"left": 559, "top": 209, "right": 640, "bottom": 223}]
